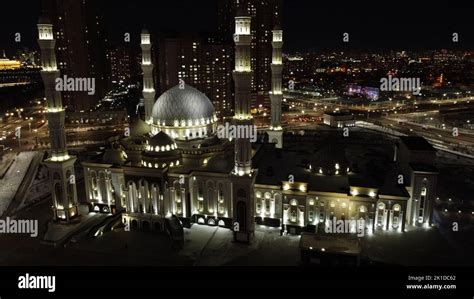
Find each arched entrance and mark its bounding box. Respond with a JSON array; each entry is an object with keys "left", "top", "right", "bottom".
[
  {"left": 142, "top": 221, "right": 150, "bottom": 231},
  {"left": 131, "top": 220, "right": 138, "bottom": 230}
]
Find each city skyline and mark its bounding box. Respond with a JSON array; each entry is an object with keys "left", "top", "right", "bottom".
[{"left": 1, "top": 0, "right": 473, "bottom": 56}]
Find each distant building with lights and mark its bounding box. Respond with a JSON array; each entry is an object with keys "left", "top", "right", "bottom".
[
  {"left": 0, "top": 57, "right": 41, "bottom": 86},
  {"left": 218, "top": 0, "right": 282, "bottom": 109},
  {"left": 157, "top": 35, "right": 233, "bottom": 118},
  {"left": 346, "top": 84, "right": 380, "bottom": 101},
  {"left": 0, "top": 53, "right": 42, "bottom": 111},
  {"left": 42, "top": 0, "right": 108, "bottom": 111},
  {"left": 107, "top": 45, "right": 140, "bottom": 87},
  {"left": 65, "top": 110, "right": 128, "bottom": 126},
  {"left": 0, "top": 57, "right": 21, "bottom": 70},
  {"left": 323, "top": 111, "right": 355, "bottom": 128}
]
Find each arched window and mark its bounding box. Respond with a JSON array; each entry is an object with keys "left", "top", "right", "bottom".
[
  {"left": 207, "top": 182, "right": 215, "bottom": 213},
  {"left": 54, "top": 183, "right": 62, "bottom": 207},
  {"left": 218, "top": 184, "right": 225, "bottom": 214},
  {"left": 174, "top": 181, "right": 182, "bottom": 215},
  {"left": 91, "top": 172, "right": 99, "bottom": 198},
  {"left": 393, "top": 204, "right": 401, "bottom": 212},
  {"left": 392, "top": 204, "right": 401, "bottom": 228},
  {"left": 319, "top": 202, "right": 326, "bottom": 222},
  {"left": 66, "top": 170, "right": 74, "bottom": 204},
  {"left": 358, "top": 205, "right": 367, "bottom": 225},
  {"left": 377, "top": 202, "right": 386, "bottom": 227},
  {"left": 128, "top": 181, "right": 137, "bottom": 213},
  {"left": 197, "top": 181, "right": 204, "bottom": 212},
  {"left": 419, "top": 185, "right": 427, "bottom": 221},
  {"left": 290, "top": 199, "right": 298, "bottom": 223},
  {"left": 264, "top": 192, "right": 271, "bottom": 215},
  {"left": 308, "top": 199, "right": 315, "bottom": 222}
]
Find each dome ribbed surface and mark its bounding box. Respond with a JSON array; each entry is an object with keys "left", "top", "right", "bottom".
[{"left": 152, "top": 85, "right": 215, "bottom": 126}]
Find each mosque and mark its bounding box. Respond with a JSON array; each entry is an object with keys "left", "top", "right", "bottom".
[{"left": 37, "top": 9, "right": 438, "bottom": 243}]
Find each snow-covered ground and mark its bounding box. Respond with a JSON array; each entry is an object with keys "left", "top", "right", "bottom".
[
  {"left": 20, "top": 164, "right": 49, "bottom": 210},
  {"left": 180, "top": 225, "right": 301, "bottom": 266},
  {"left": 180, "top": 224, "right": 473, "bottom": 266},
  {"left": 0, "top": 152, "right": 16, "bottom": 178},
  {"left": 0, "top": 151, "right": 36, "bottom": 216},
  {"left": 362, "top": 226, "right": 474, "bottom": 266}
]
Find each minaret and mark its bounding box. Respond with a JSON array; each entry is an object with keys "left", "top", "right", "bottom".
[
  {"left": 233, "top": 9, "right": 253, "bottom": 176},
  {"left": 231, "top": 8, "right": 256, "bottom": 243},
  {"left": 140, "top": 28, "right": 155, "bottom": 125},
  {"left": 267, "top": 26, "right": 283, "bottom": 149},
  {"left": 38, "top": 15, "right": 78, "bottom": 222}
]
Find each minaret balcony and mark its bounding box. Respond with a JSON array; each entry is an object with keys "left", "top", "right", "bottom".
[
  {"left": 46, "top": 107, "right": 64, "bottom": 113},
  {"left": 233, "top": 114, "right": 252, "bottom": 121},
  {"left": 41, "top": 66, "right": 58, "bottom": 72},
  {"left": 49, "top": 153, "right": 71, "bottom": 162}
]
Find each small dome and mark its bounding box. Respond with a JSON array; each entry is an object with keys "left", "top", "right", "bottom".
[
  {"left": 147, "top": 131, "right": 176, "bottom": 151},
  {"left": 141, "top": 28, "right": 149, "bottom": 34},
  {"left": 102, "top": 148, "right": 126, "bottom": 165},
  {"left": 152, "top": 85, "right": 215, "bottom": 127},
  {"left": 142, "top": 131, "right": 181, "bottom": 168},
  {"left": 131, "top": 119, "right": 150, "bottom": 137}
]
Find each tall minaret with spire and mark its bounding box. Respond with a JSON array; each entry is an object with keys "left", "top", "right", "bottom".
[
  {"left": 231, "top": 7, "right": 256, "bottom": 243},
  {"left": 38, "top": 15, "right": 78, "bottom": 222},
  {"left": 140, "top": 28, "right": 155, "bottom": 125},
  {"left": 267, "top": 26, "right": 283, "bottom": 149},
  {"left": 233, "top": 9, "right": 253, "bottom": 176}
]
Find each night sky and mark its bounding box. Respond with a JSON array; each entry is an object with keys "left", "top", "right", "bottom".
[{"left": 0, "top": 0, "right": 473, "bottom": 55}]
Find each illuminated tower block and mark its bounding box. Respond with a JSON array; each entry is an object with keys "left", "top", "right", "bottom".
[
  {"left": 38, "top": 15, "right": 78, "bottom": 222},
  {"left": 141, "top": 28, "right": 155, "bottom": 125},
  {"left": 267, "top": 27, "right": 283, "bottom": 149}
]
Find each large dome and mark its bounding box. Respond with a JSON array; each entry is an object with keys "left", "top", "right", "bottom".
[{"left": 152, "top": 85, "right": 215, "bottom": 127}]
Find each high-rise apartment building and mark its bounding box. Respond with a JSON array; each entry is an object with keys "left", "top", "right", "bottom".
[
  {"left": 41, "top": 0, "right": 108, "bottom": 111},
  {"left": 157, "top": 36, "right": 233, "bottom": 118},
  {"left": 107, "top": 44, "right": 139, "bottom": 86},
  {"left": 218, "top": 0, "right": 282, "bottom": 109}
]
